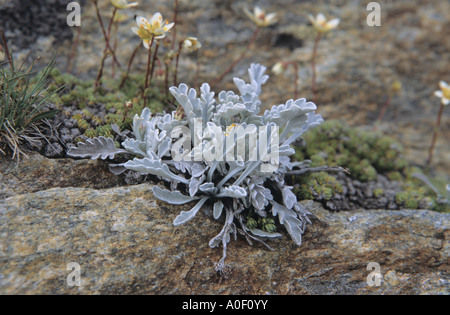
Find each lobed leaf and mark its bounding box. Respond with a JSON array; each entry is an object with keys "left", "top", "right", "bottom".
[{"left": 67, "top": 136, "right": 127, "bottom": 160}]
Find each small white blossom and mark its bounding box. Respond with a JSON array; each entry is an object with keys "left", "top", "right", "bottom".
[
  {"left": 272, "top": 62, "right": 288, "bottom": 75},
  {"left": 434, "top": 81, "right": 450, "bottom": 106},
  {"left": 182, "top": 37, "right": 202, "bottom": 53},
  {"left": 111, "top": 0, "right": 138, "bottom": 10},
  {"left": 244, "top": 6, "right": 277, "bottom": 27},
  {"left": 308, "top": 13, "right": 340, "bottom": 33},
  {"left": 132, "top": 12, "right": 175, "bottom": 47}
]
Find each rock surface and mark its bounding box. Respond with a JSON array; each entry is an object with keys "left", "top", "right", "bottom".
[
  {"left": 1, "top": 154, "right": 449, "bottom": 295},
  {"left": 0, "top": 152, "right": 124, "bottom": 200}
]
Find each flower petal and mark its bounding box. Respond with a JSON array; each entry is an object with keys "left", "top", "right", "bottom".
[
  {"left": 326, "top": 18, "right": 340, "bottom": 29},
  {"left": 151, "top": 12, "right": 162, "bottom": 23},
  {"left": 434, "top": 91, "right": 443, "bottom": 98},
  {"left": 316, "top": 13, "right": 326, "bottom": 24},
  {"left": 265, "top": 12, "right": 277, "bottom": 24},
  {"left": 135, "top": 16, "right": 148, "bottom": 28},
  {"left": 163, "top": 22, "right": 175, "bottom": 31},
  {"left": 131, "top": 26, "right": 139, "bottom": 35},
  {"left": 254, "top": 6, "right": 264, "bottom": 17}
]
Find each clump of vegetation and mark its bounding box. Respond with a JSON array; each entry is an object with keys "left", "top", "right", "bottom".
[
  {"left": 294, "top": 120, "right": 408, "bottom": 180},
  {"left": 292, "top": 120, "right": 449, "bottom": 212},
  {"left": 47, "top": 68, "right": 166, "bottom": 140},
  {"left": 0, "top": 56, "right": 61, "bottom": 159},
  {"left": 67, "top": 63, "right": 335, "bottom": 271}
]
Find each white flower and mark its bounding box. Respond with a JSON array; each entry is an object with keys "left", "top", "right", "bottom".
[
  {"left": 434, "top": 80, "right": 450, "bottom": 106},
  {"left": 308, "top": 13, "right": 340, "bottom": 33},
  {"left": 132, "top": 12, "right": 175, "bottom": 47},
  {"left": 272, "top": 62, "right": 288, "bottom": 75},
  {"left": 244, "top": 6, "right": 277, "bottom": 27},
  {"left": 182, "top": 37, "right": 202, "bottom": 53},
  {"left": 111, "top": 0, "right": 138, "bottom": 10}
]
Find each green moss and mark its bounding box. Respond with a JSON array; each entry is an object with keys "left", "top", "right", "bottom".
[
  {"left": 292, "top": 120, "right": 449, "bottom": 212},
  {"left": 245, "top": 212, "right": 278, "bottom": 233},
  {"left": 373, "top": 188, "right": 384, "bottom": 198},
  {"left": 296, "top": 120, "right": 407, "bottom": 181},
  {"left": 395, "top": 188, "right": 427, "bottom": 210},
  {"left": 293, "top": 171, "right": 343, "bottom": 201},
  {"left": 47, "top": 68, "right": 168, "bottom": 139}
]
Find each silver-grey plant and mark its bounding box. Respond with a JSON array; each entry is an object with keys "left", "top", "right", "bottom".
[{"left": 68, "top": 63, "right": 324, "bottom": 271}]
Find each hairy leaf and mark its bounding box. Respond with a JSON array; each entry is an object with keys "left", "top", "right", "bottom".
[
  {"left": 152, "top": 186, "right": 200, "bottom": 205},
  {"left": 67, "top": 136, "right": 127, "bottom": 160},
  {"left": 173, "top": 197, "right": 209, "bottom": 226},
  {"left": 271, "top": 201, "right": 306, "bottom": 245},
  {"left": 213, "top": 200, "right": 224, "bottom": 219}
]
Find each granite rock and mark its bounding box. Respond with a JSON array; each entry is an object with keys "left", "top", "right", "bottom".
[
  {"left": 0, "top": 153, "right": 124, "bottom": 200},
  {"left": 1, "top": 174, "right": 448, "bottom": 294}
]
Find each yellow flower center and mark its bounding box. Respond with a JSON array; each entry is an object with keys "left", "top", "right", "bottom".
[
  {"left": 225, "top": 124, "right": 238, "bottom": 136},
  {"left": 443, "top": 87, "right": 450, "bottom": 100}
]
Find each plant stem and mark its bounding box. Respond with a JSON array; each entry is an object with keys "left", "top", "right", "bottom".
[
  {"left": 194, "top": 57, "right": 200, "bottom": 90},
  {"left": 94, "top": 7, "right": 118, "bottom": 88},
  {"left": 171, "top": 0, "right": 179, "bottom": 50},
  {"left": 311, "top": 32, "right": 322, "bottom": 104},
  {"left": 95, "top": 50, "right": 108, "bottom": 88},
  {"left": 0, "top": 29, "right": 13, "bottom": 70},
  {"left": 426, "top": 103, "right": 445, "bottom": 167},
  {"left": 119, "top": 43, "right": 140, "bottom": 89},
  {"left": 372, "top": 95, "right": 391, "bottom": 131},
  {"left": 149, "top": 41, "right": 160, "bottom": 85},
  {"left": 143, "top": 36, "right": 155, "bottom": 106},
  {"left": 93, "top": 1, "right": 121, "bottom": 68},
  {"left": 111, "top": 21, "right": 119, "bottom": 78},
  {"left": 291, "top": 61, "right": 299, "bottom": 99},
  {"left": 173, "top": 40, "right": 183, "bottom": 87},
  {"left": 164, "top": 62, "right": 170, "bottom": 97},
  {"left": 211, "top": 27, "right": 260, "bottom": 88},
  {"left": 66, "top": 25, "right": 81, "bottom": 73}
]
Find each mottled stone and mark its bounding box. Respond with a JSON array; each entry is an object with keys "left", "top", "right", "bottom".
[
  {"left": 1, "top": 184, "right": 448, "bottom": 295},
  {"left": 0, "top": 153, "right": 124, "bottom": 200}
]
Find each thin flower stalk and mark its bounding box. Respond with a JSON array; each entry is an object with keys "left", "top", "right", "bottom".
[
  {"left": 426, "top": 81, "right": 450, "bottom": 166},
  {"left": 119, "top": 43, "right": 141, "bottom": 89},
  {"left": 372, "top": 81, "right": 402, "bottom": 131},
  {"left": 93, "top": 1, "right": 122, "bottom": 69},
  {"left": 171, "top": 0, "right": 179, "bottom": 50},
  {"left": 94, "top": 5, "right": 119, "bottom": 88},
  {"left": 0, "top": 29, "right": 12, "bottom": 70},
  {"left": 143, "top": 35, "right": 155, "bottom": 105},
  {"left": 311, "top": 32, "right": 322, "bottom": 103},
  {"left": 66, "top": 24, "right": 81, "bottom": 73},
  {"left": 272, "top": 61, "right": 299, "bottom": 99},
  {"left": 211, "top": 27, "right": 260, "bottom": 88},
  {"left": 308, "top": 13, "right": 340, "bottom": 103},
  {"left": 173, "top": 37, "right": 201, "bottom": 87},
  {"left": 212, "top": 6, "right": 277, "bottom": 88}
]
